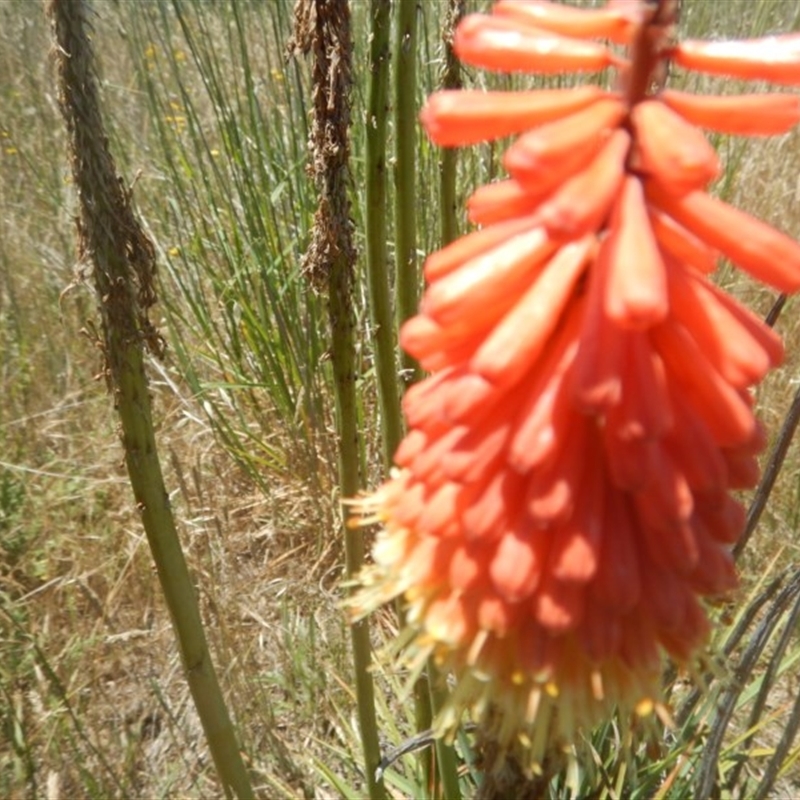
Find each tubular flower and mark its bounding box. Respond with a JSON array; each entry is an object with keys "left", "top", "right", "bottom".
[{"left": 352, "top": 0, "right": 800, "bottom": 769}]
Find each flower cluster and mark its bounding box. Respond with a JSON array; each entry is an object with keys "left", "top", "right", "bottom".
[{"left": 354, "top": 0, "right": 800, "bottom": 768}]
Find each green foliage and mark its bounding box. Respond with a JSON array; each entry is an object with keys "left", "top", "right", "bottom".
[{"left": 2, "top": 0, "right": 800, "bottom": 797}]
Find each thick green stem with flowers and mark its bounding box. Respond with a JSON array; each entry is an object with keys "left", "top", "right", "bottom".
[
  {"left": 366, "top": 0, "right": 404, "bottom": 464},
  {"left": 48, "top": 2, "right": 251, "bottom": 797}
]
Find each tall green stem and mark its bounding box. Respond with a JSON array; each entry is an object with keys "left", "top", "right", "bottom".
[
  {"left": 290, "top": 2, "right": 386, "bottom": 797},
  {"left": 439, "top": 0, "right": 465, "bottom": 247},
  {"left": 366, "top": 0, "right": 404, "bottom": 464},
  {"left": 48, "top": 2, "right": 251, "bottom": 797},
  {"left": 428, "top": 662, "right": 463, "bottom": 800},
  {"left": 394, "top": 0, "right": 421, "bottom": 383}
]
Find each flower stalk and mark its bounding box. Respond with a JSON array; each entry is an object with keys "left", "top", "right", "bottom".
[
  {"left": 289, "top": 1, "right": 386, "bottom": 797},
  {"left": 439, "top": 0, "right": 466, "bottom": 247},
  {"left": 48, "top": 1, "right": 252, "bottom": 797},
  {"left": 394, "top": 0, "right": 422, "bottom": 383},
  {"left": 353, "top": 0, "right": 800, "bottom": 782},
  {"left": 366, "top": 0, "right": 403, "bottom": 465}
]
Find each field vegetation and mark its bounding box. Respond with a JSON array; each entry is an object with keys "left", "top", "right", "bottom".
[{"left": 2, "top": 0, "right": 800, "bottom": 797}]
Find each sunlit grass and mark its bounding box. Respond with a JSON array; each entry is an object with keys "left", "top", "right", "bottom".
[{"left": 2, "top": 0, "right": 800, "bottom": 797}]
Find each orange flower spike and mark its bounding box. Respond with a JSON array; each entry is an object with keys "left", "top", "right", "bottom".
[
  {"left": 663, "top": 387, "right": 728, "bottom": 494},
  {"left": 533, "top": 571, "right": 586, "bottom": 633},
  {"left": 400, "top": 312, "right": 490, "bottom": 372},
  {"left": 660, "top": 88, "right": 800, "bottom": 136},
  {"left": 467, "top": 180, "right": 543, "bottom": 227},
  {"left": 606, "top": 331, "right": 672, "bottom": 441},
  {"left": 421, "top": 86, "right": 610, "bottom": 147},
  {"left": 490, "top": 521, "right": 550, "bottom": 603},
  {"left": 722, "top": 447, "right": 761, "bottom": 490},
  {"left": 443, "top": 416, "right": 512, "bottom": 485},
  {"left": 666, "top": 260, "right": 783, "bottom": 388},
  {"left": 493, "top": 0, "right": 635, "bottom": 45},
  {"left": 526, "top": 416, "right": 591, "bottom": 526},
  {"left": 673, "top": 34, "right": 800, "bottom": 85},
  {"left": 603, "top": 176, "right": 669, "bottom": 329},
  {"left": 647, "top": 182, "right": 800, "bottom": 293},
  {"left": 695, "top": 493, "right": 747, "bottom": 546},
  {"left": 693, "top": 276, "right": 784, "bottom": 369},
  {"left": 603, "top": 429, "right": 654, "bottom": 492},
  {"left": 636, "top": 448, "right": 696, "bottom": 530},
  {"left": 650, "top": 319, "right": 756, "bottom": 447},
  {"left": 350, "top": 0, "right": 800, "bottom": 770},
  {"left": 571, "top": 247, "right": 624, "bottom": 411},
  {"left": 546, "top": 442, "right": 605, "bottom": 583},
  {"left": 648, "top": 207, "right": 718, "bottom": 275},
  {"left": 630, "top": 99, "right": 721, "bottom": 195},
  {"left": 504, "top": 96, "right": 626, "bottom": 187},
  {"left": 590, "top": 487, "right": 641, "bottom": 614},
  {"left": 536, "top": 128, "right": 631, "bottom": 239},
  {"left": 470, "top": 236, "right": 594, "bottom": 388},
  {"left": 422, "top": 227, "right": 556, "bottom": 327},
  {"left": 508, "top": 307, "right": 584, "bottom": 472},
  {"left": 424, "top": 215, "right": 540, "bottom": 282},
  {"left": 454, "top": 13, "right": 620, "bottom": 75}
]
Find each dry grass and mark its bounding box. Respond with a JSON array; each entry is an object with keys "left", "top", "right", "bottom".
[
  {"left": 2, "top": 1, "right": 800, "bottom": 798},
  {"left": 0, "top": 8, "right": 348, "bottom": 795}
]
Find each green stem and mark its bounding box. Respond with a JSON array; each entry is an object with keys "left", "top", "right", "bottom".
[
  {"left": 394, "top": 0, "right": 422, "bottom": 384},
  {"left": 393, "top": 3, "right": 440, "bottom": 791},
  {"left": 429, "top": 662, "right": 463, "bottom": 800},
  {"left": 292, "top": 1, "right": 387, "bottom": 796},
  {"left": 331, "top": 263, "right": 387, "bottom": 800},
  {"left": 439, "top": 0, "right": 465, "bottom": 247},
  {"left": 366, "top": 0, "right": 404, "bottom": 464},
  {"left": 48, "top": 2, "right": 252, "bottom": 797}
]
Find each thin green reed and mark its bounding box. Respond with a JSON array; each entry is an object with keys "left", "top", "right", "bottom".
[
  {"left": 366, "top": 0, "right": 403, "bottom": 464},
  {"left": 48, "top": 1, "right": 252, "bottom": 796},
  {"left": 439, "top": 0, "right": 465, "bottom": 247},
  {"left": 394, "top": 0, "right": 421, "bottom": 382},
  {"left": 290, "top": 1, "right": 387, "bottom": 797},
  {"left": 393, "top": 8, "right": 436, "bottom": 795},
  {"left": 126, "top": 2, "right": 334, "bottom": 521}
]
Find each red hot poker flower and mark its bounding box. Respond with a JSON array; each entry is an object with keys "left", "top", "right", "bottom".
[{"left": 352, "top": 0, "right": 800, "bottom": 770}]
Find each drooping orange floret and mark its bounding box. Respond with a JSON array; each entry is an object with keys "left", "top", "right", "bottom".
[
  {"left": 467, "top": 179, "right": 542, "bottom": 226},
  {"left": 660, "top": 89, "right": 800, "bottom": 136},
  {"left": 646, "top": 183, "right": 800, "bottom": 293},
  {"left": 492, "top": 0, "right": 635, "bottom": 45},
  {"left": 454, "top": 13, "right": 622, "bottom": 74},
  {"left": 629, "top": 99, "right": 721, "bottom": 194},
  {"left": 602, "top": 176, "right": 668, "bottom": 328},
  {"left": 504, "top": 96, "right": 626, "bottom": 188},
  {"left": 421, "top": 86, "right": 610, "bottom": 146},
  {"left": 353, "top": 0, "right": 800, "bottom": 772},
  {"left": 673, "top": 34, "right": 800, "bottom": 85}
]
